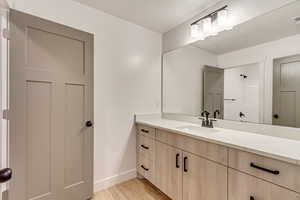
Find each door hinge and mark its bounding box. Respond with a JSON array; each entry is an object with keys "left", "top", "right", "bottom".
[
  {"left": 2, "top": 28, "right": 10, "bottom": 40},
  {"left": 2, "top": 109, "right": 9, "bottom": 120}
]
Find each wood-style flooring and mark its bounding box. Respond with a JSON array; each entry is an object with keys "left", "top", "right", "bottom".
[{"left": 93, "top": 178, "right": 170, "bottom": 200}]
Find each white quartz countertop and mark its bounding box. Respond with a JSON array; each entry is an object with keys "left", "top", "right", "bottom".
[{"left": 136, "top": 116, "right": 300, "bottom": 166}]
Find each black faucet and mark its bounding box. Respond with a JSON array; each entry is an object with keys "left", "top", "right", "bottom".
[
  {"left": 201, "top": 111, "right": 210, "bottom": 122},
  {"left": 214, "top": 110, "right": 220, "bottom": 119},
  {"left": 200, "top": 111, "right": 216, "bottom": 128}
]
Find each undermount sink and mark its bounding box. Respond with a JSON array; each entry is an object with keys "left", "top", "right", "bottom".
[{"left": 176, "top": 125, "right": 219, "bottom": 134}]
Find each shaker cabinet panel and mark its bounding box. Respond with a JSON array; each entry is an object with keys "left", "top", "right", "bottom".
[
  {"left": 182, "top": 152, "right": 228, "bottom": 200},
  {"left": 155, "top": 141, "right": 182, "bottom": 200}
]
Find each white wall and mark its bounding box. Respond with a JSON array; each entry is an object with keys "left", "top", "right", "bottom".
[
  {"left": 163, "top": 45, "right": 217, "bottom": 115},
  {"left": 218, "top": 34, "right": 300, "bottom": 124},
  {"left": 6, "top": 0, "right": 162, "bottom": 192},
  {"left": 162, "top": 0, "right": 297, "bottom": 52}
]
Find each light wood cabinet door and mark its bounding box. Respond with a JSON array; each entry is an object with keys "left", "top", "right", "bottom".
[
  {"left": 155, "top": 141, "right": 182, "bottom": 200},
  {"left": 229, "top": 169, "right": 300, "bottom": 200},
  {"left": 182, "top": 152, "right": 227, "bottom": 200}
]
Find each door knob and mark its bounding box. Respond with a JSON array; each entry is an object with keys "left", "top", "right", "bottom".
[
  {"left": 0, "top": 168, "right": 12, "bottom": 183},
  {"left": 273, "top": 114, "right": 279, "bottom": 119},
  {"left": 86, "top": 121, "right": 93, "bottom": 127}
]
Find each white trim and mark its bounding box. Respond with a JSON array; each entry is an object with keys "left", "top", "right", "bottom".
[
  {"left": 93, "top": 169, "right": 137, "bottom": 193},
  {"left": 0, "top": 7, "right": 9, "bottom": 195}
]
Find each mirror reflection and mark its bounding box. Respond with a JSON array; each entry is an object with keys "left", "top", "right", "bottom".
[{"left": 163, "top": 1, "right": 300, "bottom": 128}]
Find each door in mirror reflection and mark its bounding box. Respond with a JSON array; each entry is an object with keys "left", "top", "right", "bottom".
[
  {"left": 273, "top": 55, "right": 300, "bottom": 128},
  {"left": 203, "top": 66, "right": 224, "bottom": 119}
]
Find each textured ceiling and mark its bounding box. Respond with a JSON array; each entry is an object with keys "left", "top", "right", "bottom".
[{"left": 72, "top": 0, "right": 221, "bottom": 33}]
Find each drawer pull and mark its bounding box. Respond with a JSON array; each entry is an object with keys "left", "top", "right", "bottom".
[
  {"left": 176, "top": 153, "right": 180, "bottom": 168},
  {"left": 184, "top": 157, "right": 188, "bottom": 172},
  {"left": 141, "top": 129, "right": 149, "bottom": 133},
  {"left": 250, "top": 162, "right": 280, "bottom": 175},
  {"left": 141, "top": 165, "right": 149, "bottom": 171},
  {"left": 250, "top": 196, "right": 255, "bottom": 200},
  {"left": 141, "top": 144, "right": 149, "bottom": 150}
]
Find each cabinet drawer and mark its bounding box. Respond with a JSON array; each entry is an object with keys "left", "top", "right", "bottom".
[
  {"left": 137, "top": 134, "right": 155, "bottom": 184},
  {"left": 156, "top": 129, "right": 228, "bottom": 165},
  {"left": 137, "top": 124, "right": 155, "bottom": 139},
  {"left": 137, "top": 155, "right": 155, "bottom": 184},
  {"left": 229, "top": 148, "right": 300, "bottom": 193},
  {"left": 229, "top": 169, "right": 300, "bottom": 200},
  {"left": 138, "top": 134, "right": 155, "bottom": 160}
]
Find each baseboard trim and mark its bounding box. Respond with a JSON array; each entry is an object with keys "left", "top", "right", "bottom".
[{"left": 94, "top": 169, "right": 137, "bottom": 192}]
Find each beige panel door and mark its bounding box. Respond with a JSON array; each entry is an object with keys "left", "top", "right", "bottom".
[
  {"left": 203, "top": 66, "right": 224, "bottom": 119},
  {"left": 155, "top": 141, "right": 182, "bottom": 200},
  {"left": 182, "top": 152, "right": 227, "bottom": 200},
  {"left": 273, "top": 55, "right": 300, "bottom": 128},
  {"left": 9, "top": 10, "right": 94, "bottom": 200}
]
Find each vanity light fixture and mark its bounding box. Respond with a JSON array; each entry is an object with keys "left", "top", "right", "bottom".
[{"left": 190, "top": 5, "right": 232, "bottom": 38}]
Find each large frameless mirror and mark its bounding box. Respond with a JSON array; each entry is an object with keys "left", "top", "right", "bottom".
[{"left": 163, "top": 1, "right": 300, "bottom": 128}]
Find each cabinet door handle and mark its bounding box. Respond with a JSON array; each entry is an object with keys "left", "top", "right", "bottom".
[
  {"left": 184, "top": 157, "right": 188, "bottom": 172},
  {"left": 0, "top": 168, "right": 12, "bottom": 183},
  {"left": 86, "top": 121, "right": 93, "bottom": 127},
  {"left": 141, "top": 144, "right": 149, "bottom": 150},
  {"left": 141, "top": 165, "right": 149, "bottom": 171},
  {"left": 250, "top": 163, "right": 280, "bottom": 175},
  {"left": 141, "top": 129, "right": 149, "bottom": 133},
  {"left": 176, "top": 153, "right": 180, "bottom": 168},
  {"left": 250, "top": 196, "right": 255, "bottom": 200}
]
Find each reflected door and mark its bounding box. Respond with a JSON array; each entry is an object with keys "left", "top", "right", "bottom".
[
  {"left": 9, "top": 10, "right": 94, "bottom": 200},
  {"left": 273, "top": 55, "right": 300, "bottom": 128},
  {"left": 203, "top": 66, "right": 224, "bottom": 119}
]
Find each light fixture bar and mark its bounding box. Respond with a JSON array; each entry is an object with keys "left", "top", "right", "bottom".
[{"left": 191, "top": 5, "right": 228, "bottom": 26}]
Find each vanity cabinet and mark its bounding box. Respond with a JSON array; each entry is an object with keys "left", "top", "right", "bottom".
[
  {"left": 138, "top": 125, "right": 228, "bottom": 200},
  {"left": 136, "top": 123, "right": 300, "bottom": 200},
  {"left": 228, "top": 169, "right": 300, "bottom": 200},
  {"left": 155, "top": 141, "right": 227, "bottom": 200},
  {"left": 182, "top": 151, "right": 227, "bottom": 200}
]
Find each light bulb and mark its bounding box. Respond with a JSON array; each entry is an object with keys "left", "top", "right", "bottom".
[
  {"left": 190, "top": 24, "right": 200, "bottom": 38},
  {"left": 203, "top": 17, "right": 212, "bottom": 34},
  {"left": 217, "top": 9, "right": 228, "bottom": 27},
  {"left": 224, "top": 16, "right": 234, "bottom": 30},
  {"left": 210, "top": 20, "right": 219, "bottom": 36}
]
